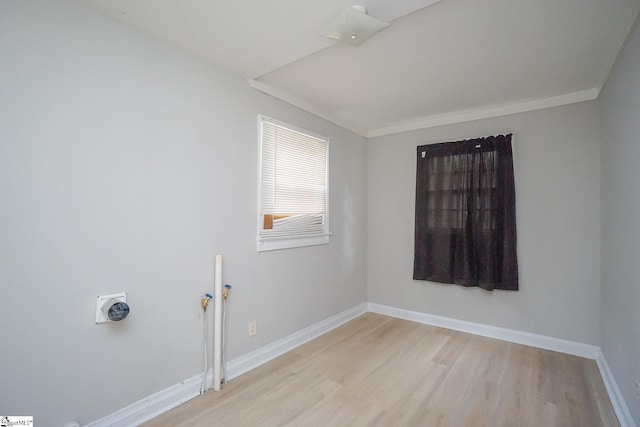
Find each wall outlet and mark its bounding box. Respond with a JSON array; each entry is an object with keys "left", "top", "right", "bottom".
[{"left": 248, "top": 320, "right": 257, "bottom": 337}]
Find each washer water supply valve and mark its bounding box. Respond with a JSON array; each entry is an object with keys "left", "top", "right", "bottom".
[{"left": 201, "top": 293, "right": 213, "bottom": 310}]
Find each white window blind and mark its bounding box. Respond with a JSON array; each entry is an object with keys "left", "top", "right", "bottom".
[{"left": 258, "top": 116, "right": 329, "bottom": 251}]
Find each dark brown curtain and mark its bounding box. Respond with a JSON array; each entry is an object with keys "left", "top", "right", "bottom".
[{"left": 413, "top": 134, "right": 518, "bottom": 291}]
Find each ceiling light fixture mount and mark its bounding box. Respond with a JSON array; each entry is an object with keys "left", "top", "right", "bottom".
[{"left": 320, "top": 5, "right": 390, "bottom": 46}]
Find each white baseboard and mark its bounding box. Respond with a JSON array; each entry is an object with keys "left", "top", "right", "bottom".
[
  {"left": 368, "top": 302, "right": 636, "bottom": 427},
  {"left": 596, "top": 349, "right": 637, "bottom": 427},
  {"left": 84, "top": 303, "right": 367, "bottom": 427},
  {"left": 368, "top": 302, "right": 599, "bottom": 358},
  {"left": 87, "top": 302, "right": 635, "bottom": 427},
  {"left": 85, "top": 374, "right": 205, "bottom": 427},
  {"left": 225, "top": 302, "right": 368, "bottom": 381}
]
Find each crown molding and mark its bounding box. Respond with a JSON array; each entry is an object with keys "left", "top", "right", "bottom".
[
  {"left": 251, "top": 80, "right": 600, "bottom": 140},
  {"left": 367, "top": 88, "right": 600, "bottom": 137}
]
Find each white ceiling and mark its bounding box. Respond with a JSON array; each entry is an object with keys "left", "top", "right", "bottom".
[{"left": 77, "top": 0, "right": 640, "bottom": 137}]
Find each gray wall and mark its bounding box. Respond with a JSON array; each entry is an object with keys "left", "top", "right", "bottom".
[
  {"left": 367, "top": 101, "right": 602, "bottom": 344},
  {"left": 2, "top": 0, "right": 638, "bottom": 425},
  {"left": 0, "top": 1, "right": 367, "bottom": 425},
  {"left": 599, "top": 19, "right": 640, "bottom": 426}
]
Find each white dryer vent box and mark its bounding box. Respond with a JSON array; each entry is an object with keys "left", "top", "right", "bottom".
[{"left": 95, "top": 293, "right": 128, "bottom": 324}]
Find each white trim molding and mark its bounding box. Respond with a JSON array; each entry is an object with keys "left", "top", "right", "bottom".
[
  {"left": 85, "top": 303, "right": 367, "bottom": 427},
  {"left": 87, "top": 302, "right": 635, "bottom": 427},
  {"left": 368, "top": 302, "right": 634, "bottom": 427},
  {"left": 250, "top": 80, "right": 367, "bottom": 137},
  {"left": 226, "top": 303, "right": 367, "bottom": 380},
  {"left": 85, "top": 374, "right": 205, "bottom": 427},
  {"left": 367, "top": 88, "right": 600, "bottom": 138},
  {"left": 367, "top": 303, "right": 599, "bottom": 358},
  {"left": 596, "top": 349, "right": 637, "bottom": 427},
  {"left": 250, "top": 79, "right": 599, "bottom": 139}
]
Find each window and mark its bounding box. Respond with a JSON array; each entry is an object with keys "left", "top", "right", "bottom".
[
  {"left": 413, "top": 134, "right": 518, "bottom": 291},
  {"left": 257, "top": 116, "right": 330, "bottom": 252}
]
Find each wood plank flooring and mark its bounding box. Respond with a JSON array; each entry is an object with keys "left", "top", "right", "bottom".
[{"left": 142, "top": 313, "right": 619, "bottom": 427}]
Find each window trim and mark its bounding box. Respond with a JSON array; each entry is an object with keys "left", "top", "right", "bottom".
[{"left": 256, "top": 115, "right": 331, "bottom": 252}]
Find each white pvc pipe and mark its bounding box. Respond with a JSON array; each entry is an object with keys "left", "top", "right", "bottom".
[{"left": 213, "top": 254, "right": 223, "bottom": 391}]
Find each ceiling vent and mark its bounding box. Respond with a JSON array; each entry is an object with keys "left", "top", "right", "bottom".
[{"left": 320, "top": 5, "right": 390, "bottom": 46}]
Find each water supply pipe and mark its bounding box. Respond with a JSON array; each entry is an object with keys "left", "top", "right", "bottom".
[{"left": 213, "top": 254, "right": 223, "bottom": 391}]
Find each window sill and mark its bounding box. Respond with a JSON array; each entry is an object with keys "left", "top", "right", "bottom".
[{"left": 257, "top": 232, "right": 331, "bottom": 252}]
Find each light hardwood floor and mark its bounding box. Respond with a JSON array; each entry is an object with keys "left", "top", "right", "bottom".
[{"left": 143, "top": 313, "right": 619, "bottom": 426}]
